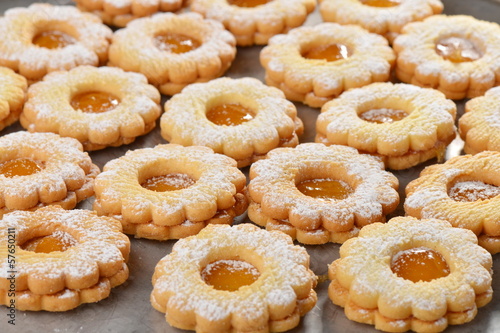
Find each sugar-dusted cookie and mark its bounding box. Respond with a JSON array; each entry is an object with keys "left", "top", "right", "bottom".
[
  {"left": 405, "top": 151, "right": 500, "bottom": 254},
  {"left": 393, "top": 15, "right": 500, "bottom": 100},
  {"left": 160, "top": 77, "right": 303, "bottom": 168},
  {"left": 151, "top": 223, "right": 317, "bottom": 332},
  {"left": 316, "top": 82, "right": 457, "bottom": 170},
  {"left": 247, "top": 143, "right": 399, "bottom": 244},
  {"left": 21, "top": 66, "right": 161, "bottom": 151},
  {"left": 108, "top": 12, "right": 236, "bottom": 96},
  {"left": 0, "top": 67, "right": 27, "bottom": 132},
  {"left": 329, "top": 216, "right": 492, "bottom": 333},
  {"left": 0, "top": 4, "right": 113, "bottom": 82},
  {"left": 260, "top": 23, "right": 395, "bottom": 108},
  {"left": 93, "top": 144, "right": 248, "bottom": 240},
  {"left": 0, "top": 206, "right": 130, "bottom": 311}
]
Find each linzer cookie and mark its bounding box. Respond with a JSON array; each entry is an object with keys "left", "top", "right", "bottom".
[
  {"left": 0, "top": 67, "right": 27, "bottom": 131},
  {"left": 151, "top": 223, "right": 317, "bottom": 332}
]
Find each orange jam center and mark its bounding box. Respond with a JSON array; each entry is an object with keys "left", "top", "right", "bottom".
[
  {"left": 0, "top": 158, "right": 42, "bottom": 178},
  {"left": 359, "top": 0, "right": 401, "bottom": 7},
  {"left": 359, "top": 108, "right": 408, "bottom": 124},
  {"left": 201, "top": 260, "right": 260, "bottom": 291},
  {"left": 141, "top": 173, "right": 195, "bottom": 192},
  {"left": 297, "top": 178, "right": 352, "bottom": 200},
  {"left": 155, "top": 33, "right": 200, "bottom": 54},
  {"left": 391, "top": 247, "right": 450, "bottom": 283},
  {"left": 303, "top": 44, "right": 350, "bottom": 62},
  {"left": 33, "top": 30, "right": 75, "bottom": 49},
  {"left": 21, "top": 231, "right": 76, "bottom": 253},
  {"left": 206, "top": 103, "right": 254, "bottom": 126},
  {"left": 227, "top": 0, "right": 272, "bottom": 7},
  {"left": 71, "top": 91, "right": 120, "bottom": 114},
  {"left": 449, "top": 180, "right": 500, "bottom": 202},
  {"left": 436, "top": 37, "right": 482, "bottom": 63}
]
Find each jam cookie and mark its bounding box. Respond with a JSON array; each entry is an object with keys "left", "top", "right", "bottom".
[
  {"left": 260, "top": 23, "right": 395, "bottom": 108},
  {"left": 316, "top": 82, "right": 457, "bottom": 170},
  {"left": 247, "top": 143, "right": 399, "bottom": 244},
  {"left": 328, "top": 216, "right": 492, "bottom": 333},
  {"left": 0, "top": 206, "right": 130, "bottom": 311},
  {"left": 93, "top": 144, "right": 248, "bottom": 240},
  {"left": 393, "top": 15, "right": 500, "bottom": 100},
  {"left": 151, "top": 223, "right": 317, "bottom": 332},
  {"left": 0, "top": 67, "right": 27, "bottom": 132},
  {"left": 0, "top": 132, "right": 99, "bottom": 217},
  {"left": 0, "top": 4, "right": 113, "bottom": 82},
  {"left": 21, "top": 66, "right": 161, "bottom": 151},
  {"left": 160, "top": 77, "right": 303, "bottom": 168},
  {"left": 319, "top": 0, "right": 443, "bottom": 44},
  {"left": 405, "top": 151, "right": 500, "bottom": 254},
  {"left": 108, "top": 12, "right": 236, "bottom": 96}
]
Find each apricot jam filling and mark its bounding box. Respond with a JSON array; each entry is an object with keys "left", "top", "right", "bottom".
[
  {"left": 227, "top": 0, "right": 272, "bottom": 8},
  {"left": 0, "top": 158, "right": 42, "bottom": 178},
  {"left": 359, "top": 0, "right": 401, "bottom": 7},
  {"left": 33, "top": 31, "right": 75, "bottom": 49},
  {"left": 391, "top": 247, "right": 450, "bottom": 283},
  {"left": 449, "top": 180, "right": 500, "bottom": 202},
  {"left": 201, "top": 259, "right": 260, "bottom": 291},
  {"left": 154, "top": 33, "right": 201, "bottom": 54},
  {"left": 297, "top": 178, "right": 353, "bottom": 200},
  {"left": 359, "top": 108, "right": 408, "bottom": 124},
  {"left": 71, "top": 91, "right": 120, "bottom": 114},
  {"left": 141, "top": 173, "right": 195, "bottom": 192},
  {"left": 303, "top": 44, "right": 350, "bottom": 62},
  {"left": 436, "top": 37, "right": 482, "bottom": 63},
  {"left": 206, "top": 103, "right": 254, "bottom": 126},
  {"left": 21, "top": 231, "right": 77, "bottom": 253}
]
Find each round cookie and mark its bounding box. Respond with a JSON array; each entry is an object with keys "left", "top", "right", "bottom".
[{"left": 0, "top": 67, "right": 27, "bottom": 131}]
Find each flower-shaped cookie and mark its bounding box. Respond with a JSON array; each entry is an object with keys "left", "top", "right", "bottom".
[
  {"left": 0, "top": 4, "right": 113, "bottom": 82},
  {"left": 0, "top": 67, "right": 27, "bottom": 131},
  {"left": 247, "top": 143, "right": 399, "bottom": 244},
  {"left": 108, "top": 12, "right": 236, "bottom": 96},
  {"left": 260, "top": 23, "right": 395, "bottom": 108},
  {"left": 160, "top": 77, "right": 303, "bottom": 167},
  {"left": 151, "top": 223, "right": 317, "bottom": 332},
  {"left": 21, "top": 66, "right": 161, "bottom": 151},
  {"left": 0, "top": 206, "right": 130, "bottom": 311},
  {"left": 316, "top": 82, "right": 457, "bottom": 170},
  {"left": 329, "top": 217, "right": 493, "bottom": 333}
]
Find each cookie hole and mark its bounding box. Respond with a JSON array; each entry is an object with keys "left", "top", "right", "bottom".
[
  {"left": 154, "top": 32, "right": 201, "bottom": 54},
  {"left": 297, "top": 178, "right": 353, "bottom": 201},
  {"left": 448, "top": 180, "right": 500, "bottom": 202},
  {"left": 359, "top": 0, "right": 401, "bottom": 7},
  {"left": 227, "top": 0, "right": 273, "bottom": 8},
  {"left": 302, "top": 43, "right": 351, "bottom": 62},
  {"left": 141, "top": 173, "right": 196, "bottom": 192},
  {"left": 206, "top": 103, "right": 255, "bottom": 126},
  {"left": 391, "top": 247, "right": 450, "bottom": 283},
  {"left": 0, "top": 158, "right": 43, "bottom": 178},
  {"left": 71, "top": 91, "right": 120, "bottom": 114},
  {"left": 359, "top": 108, "right": 408, "bottom": 124},
  {"left": 201, "top": 259, "right": 260, "bottom": 291},
  {"left": 32, "top": 22, "right": 77, "bottom": 49},
  {"left": 435, "top": 37, "right": 483, "bottom": 63},
  {"left": 21, "top": 230, "right": 77, "bottom": 253}
]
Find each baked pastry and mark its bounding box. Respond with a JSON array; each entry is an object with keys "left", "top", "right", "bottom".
[
  {"left": 319, "top": 0, "right": 443, "bottom": 43},
  {"left": 108, "top": 12, "right": 236, "bottom": 96},
  {"left": 316, "top": 82, "right": 457, "bottom": 170},
  {"left": 328, "top": 216, "right": 493, "bottom": 333},
  {"left": 405, "top": 151, "right": 500, "bottom": 254},
  {"left": 160, "top": 77, "right": 303, "bottom": 168},
  {"left": 151, "top": 223, "right": 317, "bottom": 332},
  {"left": 21, "top": 66, "right": 162, "bottom": 151},
  {"left": 0, "top": 206, "right": 130, "bottom": 311},
  {"left": 0, "top": 131, "right": 99, "bottom": 217},
  {"left": 0, "top": 67, "right": 27, "bottom": 131},
  {"left": 260, "top": 23, "right": 395, "bottom": 108},
  {"left": 0, "top": 3, "right": 113, "bottom": 82},
  {"left": 459, "top": 86, "right": 500, "bottom": 154},
  {"left": 393, "top": 15, "right": 500, "bottom": 100},
  {"left": 93, "top": 144, "right": 248, "bottom": 240},
  {"left": 190, "top": 0, "right": 316, "bottom": 46},
  {"left": 247, "top": 143, "right": 399, "bottom": 244}
]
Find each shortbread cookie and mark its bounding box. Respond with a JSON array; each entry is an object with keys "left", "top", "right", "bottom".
[
  {"left": 0, "top": 67, "right": 27, "bottom": 131},
  {"left": 0, "top": 206, "right": 130, "bottom": 311},
  {"left": 316, "top": 82, "right": 457, "bottom": 170},
  {"left": 260, "top": 23, "right": 395, "bottom": 108},
  {"left": 329, "top": 216, "right": 493, "bottom": 333},
  {"left": 0, "top": 4, "right": 113, "bottom": 82},
  {"left": 393, "top": 15, "right": 500, "bottom": 100},
  {"left": 93, "top": 144, "right": 248, "bottom": 240},
  {"left": 21, "top": 66, "right": 161, "bottom": 151},
  {"left": 319, "top": 0, "right": 443, "bottom": 43},
  {"left": 160, "top": 77, "right": 303, "bottom": 168},
  {"left": 151, "top": 223, "right": 317, "bottom": 332},
  {"left": 108, "top": 12, "right": 236, "bottom": 96},
  {"left": 0, "top": 132, "right": 99, "bottom": 217},
  {"left": 405, "top": 151, "right": 500, "bottom": 254},
  {"left": 247, "top": 143, "right": 399, "bottom": 244}
]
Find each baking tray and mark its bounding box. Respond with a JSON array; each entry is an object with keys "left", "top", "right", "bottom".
[{"left": 1, "top": 0, "right": 500, "bottom": 332}]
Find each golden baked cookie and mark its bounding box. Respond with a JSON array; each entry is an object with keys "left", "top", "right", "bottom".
[
  {"left": 260, "top": 23, "right": 395, "bottom": 108},
  {"left": 21, "top": 66, "right": 161, "bottom": 151},
  {"left": 108, "top": 12, "right": 236, "bottom": 96},
  {"left": 319, "top": 0, "right": 443, "bottom": 43},
  {"left": 151, "top": 223, "right": 317, "bottom": 332},
  {"left": 190, "top": 0, "right": 316, "bottom": 46},
  {"left": 405, "top": 151, "right": 500, "bottom": 254},
  {"left": 0, "top": 206, "right": 130, "bottom": 311},
  {"left": 0, "top": 132, "right": 99, "bottom": 217},
  {"left": 160, "top": 77, "right": 304, "bottom": 168},
  {"left": 93, "top": 144, "right": 248, "bottom": 240},
  {"left": 247, "top": 143, "right": 399, "bottom": 244},
  {"left": 0, "top": 67, "right": 27, "bottom": 132},
  {"left": 0, "top": 3, "right": 113, "bottom": 82},
  {"left": 393, "top": 15, "right": 500, "bottom": 100},
  {"left": 328, "top": 216, "right": 493, "bottom": 333},
  {"left": 316, "top": 82, "right": 457, "bottom": 170}
]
